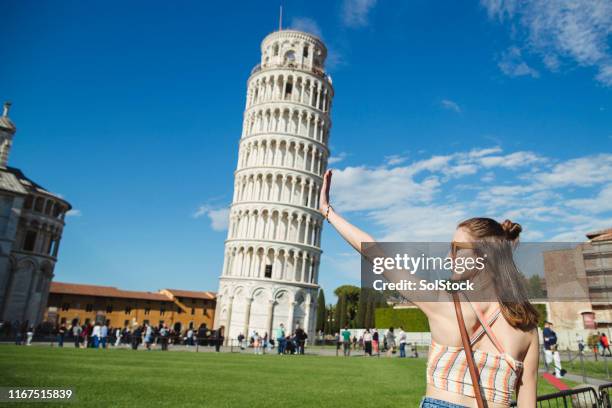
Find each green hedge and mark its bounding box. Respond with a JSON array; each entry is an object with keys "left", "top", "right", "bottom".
[
  {"left": 375, "top": 308, "right": 430, "bottom": 332},
  {"left": 376, "top": 303, "right": 547, "bottom": 331}
]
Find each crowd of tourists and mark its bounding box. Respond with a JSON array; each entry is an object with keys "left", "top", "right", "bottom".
[
  {"left": 333, "top": 326, "right": 419, "bottom": 357},
  {"left": 0, "top": 319, "right": 225, "bottom": 351},
  {"left": 234, "top": 323, "right": 309, "bottom": 355}
]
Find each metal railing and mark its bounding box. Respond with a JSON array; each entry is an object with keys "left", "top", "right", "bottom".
[{"left": 511, "top": 385, "right": 612, "bottom": 407}]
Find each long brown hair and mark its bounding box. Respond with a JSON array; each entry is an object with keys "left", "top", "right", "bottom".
[{"left": 458, "top": 217, "right": 539, "bottom": 331}]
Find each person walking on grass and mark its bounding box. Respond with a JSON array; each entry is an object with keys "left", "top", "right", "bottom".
[
  {"left": 72, "top": 323, "right": 82, "bottom": 348},
  {"left": 385, "top": 327, "right": 396, "bottom": 357},
  {"left": 144, "top": 324, "right": 154, "bottom": 350},
  {"left": 160, "top": 324, "right": 169, "bottom": 351},
  {"left": 100, "top": 323, "right": 108, "bottom": 349},
  {"left": 398, "top": 327, "right": 407, "bottom": 358},
  {"left": 319, "top": 169, "right": 539, "bottom": 407},
  {"left": 114, "top": 327, "right": 122, "bottom": 347},
  {"left": 372, "top": 329, "right": 379, "bottom": 355},
  {"left": 92, "top": 322, "right": 101, "bottom": 349},
  {"left": 275, "top": 323, "right": 286, "bottom": 355},
  {"left": 363, "top": 329, "right": 373, "bottom": 356},
  {"left": 542, "top": 321, "right": 557, "bottom": 372},
  {"left": 253, "top": 332, "right": 262, "bottom": 355},
  {"left": 341, "top": 326, "right": 351, "bottom": 356},
  {"left": 26, "top": 325, "right": 34, "bottom": 345},
  {"left": 57, "top": 323, "right": 66, "bottom": 347},
  {"left": 602, "top": 333, "right": 611, "bottom": 357}
]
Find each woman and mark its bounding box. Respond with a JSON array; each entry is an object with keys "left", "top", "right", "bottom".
[{"left": 319, "top": 170, "right": 539, "bottom": 407}]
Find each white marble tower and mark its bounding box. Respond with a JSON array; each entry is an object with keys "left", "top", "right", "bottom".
[{"left": 214, "top": 29, "right": 333, "bottom": 341}]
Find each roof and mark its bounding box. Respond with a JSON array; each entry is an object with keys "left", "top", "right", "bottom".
[
  {"left": 0, "top": 166, "right": 71, "bottom": 207},
  {"left": 0, "top": 169, "right": 28, "bottom": 194},
  {"left": 50, "top": 282, "right": 170, "bottom": 302},
  {"left": 162, "top": 289, "right": 216, "bottom": 300},
  {"left": 587, "top": 228, "right": 612, "bottom": 242}
]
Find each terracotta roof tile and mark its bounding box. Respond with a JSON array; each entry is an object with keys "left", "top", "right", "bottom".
[
  {"left": 587, "top": 228, "right": 612, "bottom": 240},
  {"left": 50, "top": 282, "right": 170, "bottom": 302}
]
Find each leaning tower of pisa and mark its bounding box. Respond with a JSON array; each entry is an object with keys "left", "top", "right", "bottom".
[{"left": 214, "top": 29, "right": 333, "bottom": 342}]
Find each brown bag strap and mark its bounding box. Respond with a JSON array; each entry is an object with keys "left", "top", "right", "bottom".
[{"left": 452, "top": 291, "right": 485, "bottom": 408}]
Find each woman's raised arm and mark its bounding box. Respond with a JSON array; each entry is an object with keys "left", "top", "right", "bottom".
[{"left": 319, "top": 170, "right": 376, "bottom": 253}]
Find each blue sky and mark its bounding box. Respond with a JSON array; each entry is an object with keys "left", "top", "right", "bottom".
[{"left": 2, "top": 0, "right": 611, "bottom": 297}]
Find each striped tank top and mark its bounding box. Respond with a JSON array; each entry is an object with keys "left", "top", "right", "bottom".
[{"left": 426, "top": 305, "right": 523, "bottom": 406}]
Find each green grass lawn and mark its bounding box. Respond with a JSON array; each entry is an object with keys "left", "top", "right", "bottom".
[
  {"left": 0, "top": 346, "right": 578, "bottom": 407},
  {"left": 562, "top": 358, "right": 612, "bottom": 380}
]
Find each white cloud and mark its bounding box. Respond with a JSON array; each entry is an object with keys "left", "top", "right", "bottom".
[
  {"left": 533, "top": 154, "right": 612, "bottom": 187},
  {"left": 440, "top": 99, "right": 462, "bottom": 113},
  {"left": 329, "top": 147, "right": 612, "bottom": 242},
  {"left": 498, "top": 46, "right": 540, "bottom": 78},
  {"left": 193, "top": 205, "right": 230, "bottom": 231},
  {"left": 66, "top": 209, "right": 82, "bottom": 217},
  {"left": 290, "top": 17, "right": 322, "bottom": 38},
  {"left": 567, "top": 183, "right": 612, "bottom": 213},
  {"left": 342, "top": 0, "right": 377, "bottom": 27},
  {"left": 482, "top": 0, "right": 612, "bottom": 86},
  {"left": 328, "top": 152, "right": 348, "bottom": 164},
  {"left": 385, "top": 154, "right": 409, "bottom": 166}
]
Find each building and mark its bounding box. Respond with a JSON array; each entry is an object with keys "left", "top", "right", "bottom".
[
  {"left": 543, "top": 228, "right": 612, "bottom": 345},
  {"left": 46, "top": 282, "right": 216, "bottom": 332},
  {"left": 0, "top": 102, "right": 71, "bottom": 326},
  {"left": 214, "top": 28, "right": 333, "bottom": 341}
]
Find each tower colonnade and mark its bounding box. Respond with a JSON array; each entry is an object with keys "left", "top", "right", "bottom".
[{"left": 215, "top": 30, "right": 333, "bottom": 341}]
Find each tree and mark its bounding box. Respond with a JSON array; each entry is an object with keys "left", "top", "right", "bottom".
[
  {"left": 365, "top": 298, "right": 375, "bottom": 329},
  {"left": 315, "top": 289, "right": 326, "bottom": 332},
  {"left": 356, "top": 288, "right": 368, "bottom": 328},
  {"left": 337, "top": 293, "right": 348, "bottom": 329},
  {"left": 334, "top": 297, "right": 342, "bottom": 333},
  {"left": 334, "top": 285, "right": 360, "bottom": 327}
]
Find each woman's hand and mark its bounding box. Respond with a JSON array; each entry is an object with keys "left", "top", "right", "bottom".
[{"left": 319, "top": 169, "right": 332, "bottom": 215}]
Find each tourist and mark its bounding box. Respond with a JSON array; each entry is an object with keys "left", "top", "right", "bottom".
[
  {"left": 576, "top": 333, "right": 585, "bottom": 355},
  {"left": 114, "top": 327, "right": 122, "bottom": 347},
  {"left": 253, "top": 332, "right": 262, "bottom": 355},
  {"left": 237, "top": 332, "right": 245, "bottom": 350},
  {"left": 334, "top": 332, "right": 341, "bottom": 356},
  {"left": 100, "top": 323, "right": 108, "bottom": 349},
  {"left": 320, "top": 172, "right": 540, "bottom": 406},
  {"left": 363, "top": 329, "right": 372, "bottom": 356},
  {"left": 144, "top": 324, "right": 154, "bottom": 350},
  {"left": 295, "top": 324, "right": 307, "bottom": 355},
  {"left": 372, "top": 329, "right": 379, "bottom": 355},
  {"left": 131, "top": 326, "right": 141, "bottom": 350},
  {"left": 602, "top": 333, "right": 611, "bottom": 356},
  {"left": 214, "top": 326, "right": 224, "bottom": 352},
  {"left": 341, "top": 326, "right": 351, "bottom": 357},
  {"left": 275, "top": 323, "right": 285, "bottom": 355},
  {"left": 57, "top": 323, "right": 66, "bottom": 347},
  {"left": 159, "top": 324, "right": 169, "bottom": 351},
  {"left": 186, "top": 327, "right": 195, "bottom": 347},
  {"left": 26, "top": 325, "right": 34, "bottom": 345},
  {"left": 398, "top": 327, "right": 407, "bottom": 358},
  {"left": 543, "top": 321, "right": 557, "bottom": 371},
  {"left": 385, "top": 327, "right": 396, "bottom": 357},
  {"left": 72, "top": 323, "right": 82, "bottom": 348},
  {"left": 92, "top": 322, "right": 101, "bottom": 349},
  {"left": 352, "top": 335, "right": 357, "bottom": 351}
]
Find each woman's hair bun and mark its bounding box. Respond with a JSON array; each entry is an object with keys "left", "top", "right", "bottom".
[{"left": 501, "top": 219, "right": 522, "bottom": 240}]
